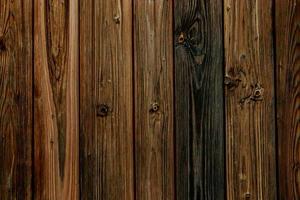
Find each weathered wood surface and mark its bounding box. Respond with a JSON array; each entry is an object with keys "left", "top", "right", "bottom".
[
  {"left": 174, "top": 1, "right": 225, "bottom": 199},
  {"left": 276, "top": 0, "right": 300, "bottom": 199},
  {"left": 34, "top": 0, "right": 79, "bottom": 199},
  {"left": 79, "top": 0, "right": 134, "bottom": 199},
  {"left": 224, "top": 0, "right": 277, "bottom": 199},
  {"left": 0, "top": 0, "right": 32, "bottom": 199},
  {"left": 134, "top": 1, "right": 174, "bottom": 199}
]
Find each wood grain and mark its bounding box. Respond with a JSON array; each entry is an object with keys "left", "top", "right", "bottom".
[
  {"left": 79, "top": 0, "right": 134, "bottom": 199},
  {"left": 276, "top": 0, "right": 300, "bottom": 199},
  {"left": 174, "top": 0, "right": 225, "bottom": 199},
  {"left": 33, "top": 0, "right": 79, "bottom": 199},
  {"left": 0, "top": 0, "right": 32, "bottom": 199},
  {"left": 134, "top": 1, "right": 174, "bottom": 199},
  {"left": 224, "top": 0, "right": 277, "bottom": 199}
]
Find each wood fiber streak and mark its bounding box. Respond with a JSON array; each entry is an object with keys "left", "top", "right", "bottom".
[
  {"left": 174, "top": 0, "right": 225, "bottom": 199},
  {"left": 134, "top": 1, "right": 174, "bottom": 199},
  {"left": 79, "top": 0, "right": 134, "bottom": 199},
  {"left": 276, "top": 0, "right": 300, "bottom": 199},
  {"left": 0, "top": 0, "right": 32, "bottom": 199},
  {"left": 34, "top": 0, "right": 79, "bottom": 199},
  {"left": 224, "top": 0, "right": 277, "bottom": 199}
]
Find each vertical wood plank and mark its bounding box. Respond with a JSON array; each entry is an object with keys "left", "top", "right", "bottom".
[
  {"left": 276, "top": 0, "right": 300, "bottom": 199},
  {"left": 0, "top": 0, "right": 32, "bottom": 199},
  {"left": 224, "top": 0, "right": 277, "bottom": 199},
  {"left": 134, "top": 1, "right": 174, "bottom": 199},
  {"left": 79, "top": 0, "right": 134, "bottom": 199},
  {"left": 174, "top": 0, "right": 225, "bottom": 199},
  {"left": 34, "top": 0, "right": 79, "bottom": 199}
]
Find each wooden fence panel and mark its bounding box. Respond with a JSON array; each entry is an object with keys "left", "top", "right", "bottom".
[
  {"left": 133, "top": 1, "right": 174, "bottom": 199},
  {"left": 0, "top": 0, "right": 32, "bottom": 199},
  {"left": 174, "top": 0, "right": 225, "bottom": 199},
  {"left": 276, "top": 0, "right": 300, "bottom": 199},
  {"left": 79, "top": 0, "right": 134, "bottom": 199},
  {"left": 33, "top": 0, "right": 79, "bottom": 199},
  {"left": 224, "top": 0, "right": 277, "bottom": 199}
]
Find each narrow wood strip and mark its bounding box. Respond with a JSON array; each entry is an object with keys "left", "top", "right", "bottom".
[
  {"left": 134, "top": 1, "right": 175, "bottom": 199},
  {"left": 34, "top": 0, "right": 79, "bottom": 199},
  {"left": 0, "top": 0, "right": 33, "bottom": 199},
  {"left": 79, "top": 0, "right": 134, "bottom": 199},
  {"left": 276, "top": 0, "right": 300, "bottom": 199},
  {"left": 224, "top": 0, "right": 277, "bottom": 199},
  {"left": 174, "top": 0, "right": 225, "bottom": 199}
]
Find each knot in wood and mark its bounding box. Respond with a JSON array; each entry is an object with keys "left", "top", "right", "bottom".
[
  {"left": 150, "top": 102, "right": 159, "bottom": 113},
  {"left": 251, "top": 84, "right": 264, "bottom": 101},
  {"left": 113, "top": 15, "right": 120, "bottom": 24},
  {"left": 0, "top": 39, "right": 6, "bottom": 51},
  {"left": 97, "top": 104, "right": 109, "bottom": 117}
]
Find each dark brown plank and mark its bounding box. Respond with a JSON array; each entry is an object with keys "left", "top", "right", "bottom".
[
  {"left": 79, "top": 1, "right": 134, "bottom": 199},
  {"left": 224, "top": 0, "right": 277, "bottom": 199},
  {"left": 276, "top": 0, "right": 300, "bottom": 199},
  {"left": 33, "top": 0, "right": 79, "bottom": 199},
  {"left": 134, "top": 1, "right": 174, "bottom": 199},
  {"left": 174, "top": 1, "right": 225, "bottom": 199},
  {"left": 0, "top": 0, "right": 32, "bottom": 199}
]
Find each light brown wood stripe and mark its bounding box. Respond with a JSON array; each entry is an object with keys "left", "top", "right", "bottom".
[{"left": 224, "top": 0, "right": 277, "bottom": 199}]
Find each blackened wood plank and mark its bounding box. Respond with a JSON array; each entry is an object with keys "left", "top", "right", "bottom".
[
  {"left": 34, "top": 0, "right": 79, "bottom": 198},
  {"left": 276, "top": 0, "right": 300, "bottom": 199},
  {"left": 134, "top": 1, "right": 175, "bottom": 199},
  {"left": 0, "top": 0, "right": 33, "bottom": 199},
  {"left": 224, "top": 0, "right": 277, "bottom": 199},
  {"left": 174, "top": 0, "right": 225, "bottom": 199},
  {"left": 79, "top": 0, "right": 134, "bottom": 199}
]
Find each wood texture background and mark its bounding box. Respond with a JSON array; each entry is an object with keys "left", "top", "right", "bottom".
[
  {"left": 0, "top": 0, "right": 32, "bottom": 199},
  {"left": 34, "top": 0, "right": 79, "bottom": 199},
  {"left": 0, "top": 0, "right": 298, "bottom": 199},
  {"left": 174, "top": 0, "right": 225, "bottom": 199},
  {"left": 79, "top": 0, "right": 134, "bottom": 199},
  {"left": 134, "top": 1, "right": 174, "bottom": 199},
  {"left": 224, "top": 0, "right": 277, "bottom": 199},
  {"left": 276, "top": 0, "right": 300, "bottom": 199}
]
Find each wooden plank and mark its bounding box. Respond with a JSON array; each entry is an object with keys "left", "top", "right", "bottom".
[
  {"left": 33, "top": 0, "right": 79, "bottom": 199},
  {"left": 79, "top": 0, "right": 134, "bottom": 199},
  {"left": 0, "top": 0, "right": 32, "bottom": 199},
  {"left": 276, "top": 0, "right": 300, "bottom": 199},
  {"left": 134, "top": 1, "right": 174, "bottom": 199},
  {"left": 174, "top": 0, "right": 225, "bottom": 199},
  {"left": 224, "top": 0, "right": 277, "bottom": 199}
]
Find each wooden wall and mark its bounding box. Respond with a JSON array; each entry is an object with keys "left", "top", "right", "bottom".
[{"left": 0, "top": 0, "right": 299, "bottom": 199}]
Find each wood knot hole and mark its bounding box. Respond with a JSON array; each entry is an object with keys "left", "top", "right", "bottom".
[
  {"left": 178, "top": 32, "right": 185, "bottom": 44},
  {"left": 113, "top": 15, "right": 120, "bottom": 24},
  {"left": 97, "top": 104, "right": 109, "bottom": 117},
  {"left": 245, "top": 193, "right": 251, "bottom": 199},
  {"left": 150, "top": 103, "right": 159, "bottom": 113}
]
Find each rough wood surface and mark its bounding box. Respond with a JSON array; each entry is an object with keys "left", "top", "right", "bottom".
[
  {"left": 0, "top": 0, "right": 32, "bottom": 199},
  {"left": 224, "top": 0, "right": 277, "bottom": 199},
  {"left": 276, "top": 0, "right": 300, "bottom": 199},
  {"left": 33, "top": 0, "right": 79, "bottom": 199},
  {"left": 134, "top": 1, "right": 174, "bottom": 199},
  {"left": 174, "top": 1, "right": 225, "bottom": 199},
  {"left": 79, "top": 0, "right": 134, "bottom": 199}
]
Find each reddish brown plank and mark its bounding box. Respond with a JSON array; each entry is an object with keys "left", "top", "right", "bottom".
[
  {"left": 134, "top": 1, "right": 175, "bottom": 199},
  {"left": 34, "top": 0, "right": 79, "bottom": 199},
  {"left": 276, "top": 0, "right": 300, "bottom": 199},
  {"left": 79, "top": 0, "right": 134, "bottom": 199}
]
